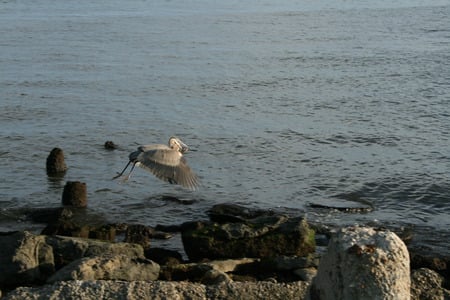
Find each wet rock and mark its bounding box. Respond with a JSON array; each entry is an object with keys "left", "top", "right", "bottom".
[
  {"left": 411, "top": 268, "right": 450, "bottom": 300},
  {"left": 124, "top": 224, "right": 154, "bottom": 249},
  {"left": 181, "top": 215, "right": 315, "bottom": 261},
  {"left": 144, "top": 247, "right": 184, "bottom": 266},
  {"left": 260, "top": 254, "right": 320, "bottom": 271},
  {"left": 41, "top": 220, "right": 91, "bottom": 238},
  {"left": 309, "top": 226, "right": 410, "bottom": 300},
  {"left": 2, "top": 280, "right": 310, "bottom": 300},
  {"left": 46, "top": 148, "right": 67, "bottom": 176},
  {"left": 27, "top": 207, "right": 73, "bottom": 223},
  {"left": 154, "top": 223, "right": 182, "bottom": 232},
  {"left": 42, "top": 220, "right": 116, "bottom": 242},
  {"left": 104, "top": 141, "right": 117, "bottom": 150},
  {"left": 207, "top": 203, "right": 274, "bottom": 223},
  {"left": 88, "top": 224, "right": 116, "bottom": 241},
  {"left": 62, "top": 181, "right": 87, "bottom": 208},
  {"left": 410, "top": 250, "right": 449, "bottom": 281},
  {"left": 308, "top": 199, "right": 373, "bottom": 213},
  {"left": 46, "top": 254, "right": 160, "bottom": 283},
  {"left": 0, "top": 231, "right": 54, "bottom": 288}
]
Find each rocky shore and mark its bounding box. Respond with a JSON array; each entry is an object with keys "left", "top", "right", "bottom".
[{"left": 1, "top": 203, "right": 449, "bottom": 299}]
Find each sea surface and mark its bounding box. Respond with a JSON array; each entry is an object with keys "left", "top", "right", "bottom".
[{"left": 1, "top": 0, "right": 449, "bottom": 254}]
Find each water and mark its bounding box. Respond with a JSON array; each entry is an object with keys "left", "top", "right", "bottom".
[{"left": 1, "top": 0, "right": 449, "bottom": 254}]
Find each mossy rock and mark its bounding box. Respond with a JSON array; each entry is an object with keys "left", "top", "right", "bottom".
[{"left": 182, "top": 216, "right": 315, "bottom": 261}]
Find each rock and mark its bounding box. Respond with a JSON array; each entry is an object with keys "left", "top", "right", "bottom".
[
  {"left": 124, "top": 224, "right": 153, "bottom": 249},
  {"left": 207, "top": 203, "right": 274, "bottom": 223},
  {"left": 104, "top": 141, "right": 117, "bottom": 150},
  {"left": 293, "top": 267, "right": 317, "bottom": 282},
  {"left": 261, "top": 255, "right": 320, "bottom": 271},
  {"left": 201, "top": 269, "right": 232, "bottom": 285},
  {"left": 41, "top": 220, "right": 91, "bottom": 238},
  {"left": 160, "top": 258, "right": 260, "bottom": 282},
  {"left": 62, "top": 181, "right": 87, "bottom": 207},
  {"left": 160, "top": 262, "right": 214, "bottom": 281},
  {"left": 3, "top": 280, "right": 310, "bottom": 300},
  {"left": 206, "top": 258, "right": 259, "bottom": 273},
  {"left": 27, "top": 207, "right": 73, "bottom": 223},
  {"left": 0, "top": 231, "right": 54, "bottom": 288},
  {"left": 44, "top": 234, "right": 145, "bottom": 269},
  {"left": 46, "top": 148, "right": 67, "bottom": 176},
  {"left": 410, "top": 250, "right": 449, "bottom": 280},
  {"left": 181, "top": 216, "right": 315, "bottom": 261},
  {"left": 42, "top": 220, "right": 116, "bottom": 241},
  {"left": 144, "top": 247, "right": 184, "bottom": 266},
  {"left": 410, "top": 268, "right": 450, "bottom": 300},
  {"left": 309, "top": 226, "right": 410, "bottom": 300},
  {"left": 88, "top": 224, "right": 116, "bottom": 241},
  {"left": 46, "top": 255, "right": 160, "bottom": 282}
]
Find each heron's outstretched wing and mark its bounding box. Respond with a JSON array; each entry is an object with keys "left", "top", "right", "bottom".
[{"left": 136, "top": 149, "right": 200, "bottom": 190}]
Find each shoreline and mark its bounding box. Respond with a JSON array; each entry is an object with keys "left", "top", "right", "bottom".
[{"left": 1, "top": 203, "right": 449, "bottom": 299}]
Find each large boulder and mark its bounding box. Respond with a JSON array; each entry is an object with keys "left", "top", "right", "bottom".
[
  {"left": 0, "top": 231, "right": 54, "bottom": 288},
  {"left": 47, "top": 255, "right": 160, "bottom": 282},
  {"left": 181, "top": 215, "right": 315, "bottom": 261},
  {"left": 309, "top": 226, "right": 410, "bottom": 300}
]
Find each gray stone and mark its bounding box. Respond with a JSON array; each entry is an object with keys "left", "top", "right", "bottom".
[
  {"left": 0, "top": 231, "right": 54, "bottom": 287},
  {"left": 309, "top": 226, "right": 410, "bottom": 300},
  {"left": 47, "top": 255, "right": 160, "bottom": 282}
]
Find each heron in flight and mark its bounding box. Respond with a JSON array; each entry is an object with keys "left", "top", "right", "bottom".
[{"left": 113, "top": 137, "right": 200, "bottom": 190}]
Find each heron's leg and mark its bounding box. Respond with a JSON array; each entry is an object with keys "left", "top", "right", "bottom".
[
  {"left": 122, "top": 163, "right": 137, "bottom": 182},
  {"left": 112, "top": 161, "right": 132, "bottom": 179}
]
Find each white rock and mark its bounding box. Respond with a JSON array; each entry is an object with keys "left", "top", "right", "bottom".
[{"left": 310, "top": 226, "right": 410, "bottom": 300}]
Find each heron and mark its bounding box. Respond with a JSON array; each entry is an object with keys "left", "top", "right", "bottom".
[{"left": 113, "top": 137, "right": 200, "bottom": 190}]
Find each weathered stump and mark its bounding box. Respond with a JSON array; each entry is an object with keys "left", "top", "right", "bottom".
[
  {"left": 46, "top": 148, "right": 67, "bottom": 176},
  {"left": 62, "top": 181, "right": 87, "bottom": 208}
]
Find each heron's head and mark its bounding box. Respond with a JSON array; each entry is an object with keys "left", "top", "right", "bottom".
[{"left": 169, "top": 136, "right": 189, "bottom": 153}]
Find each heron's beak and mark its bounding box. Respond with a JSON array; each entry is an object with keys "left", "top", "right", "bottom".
[{"left": 179, "top": 141, "right": 189, "bottom": 153}]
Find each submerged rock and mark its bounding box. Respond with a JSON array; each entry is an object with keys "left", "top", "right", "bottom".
[
  {"left": 181, "top": 215, "right": 315, "bottom": 261},
  {"left": 309, "top": 226, "right": 410, "bottom": 300},
  {"left": 104, "top": 141, "right": 117, "bottom": 150}
]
